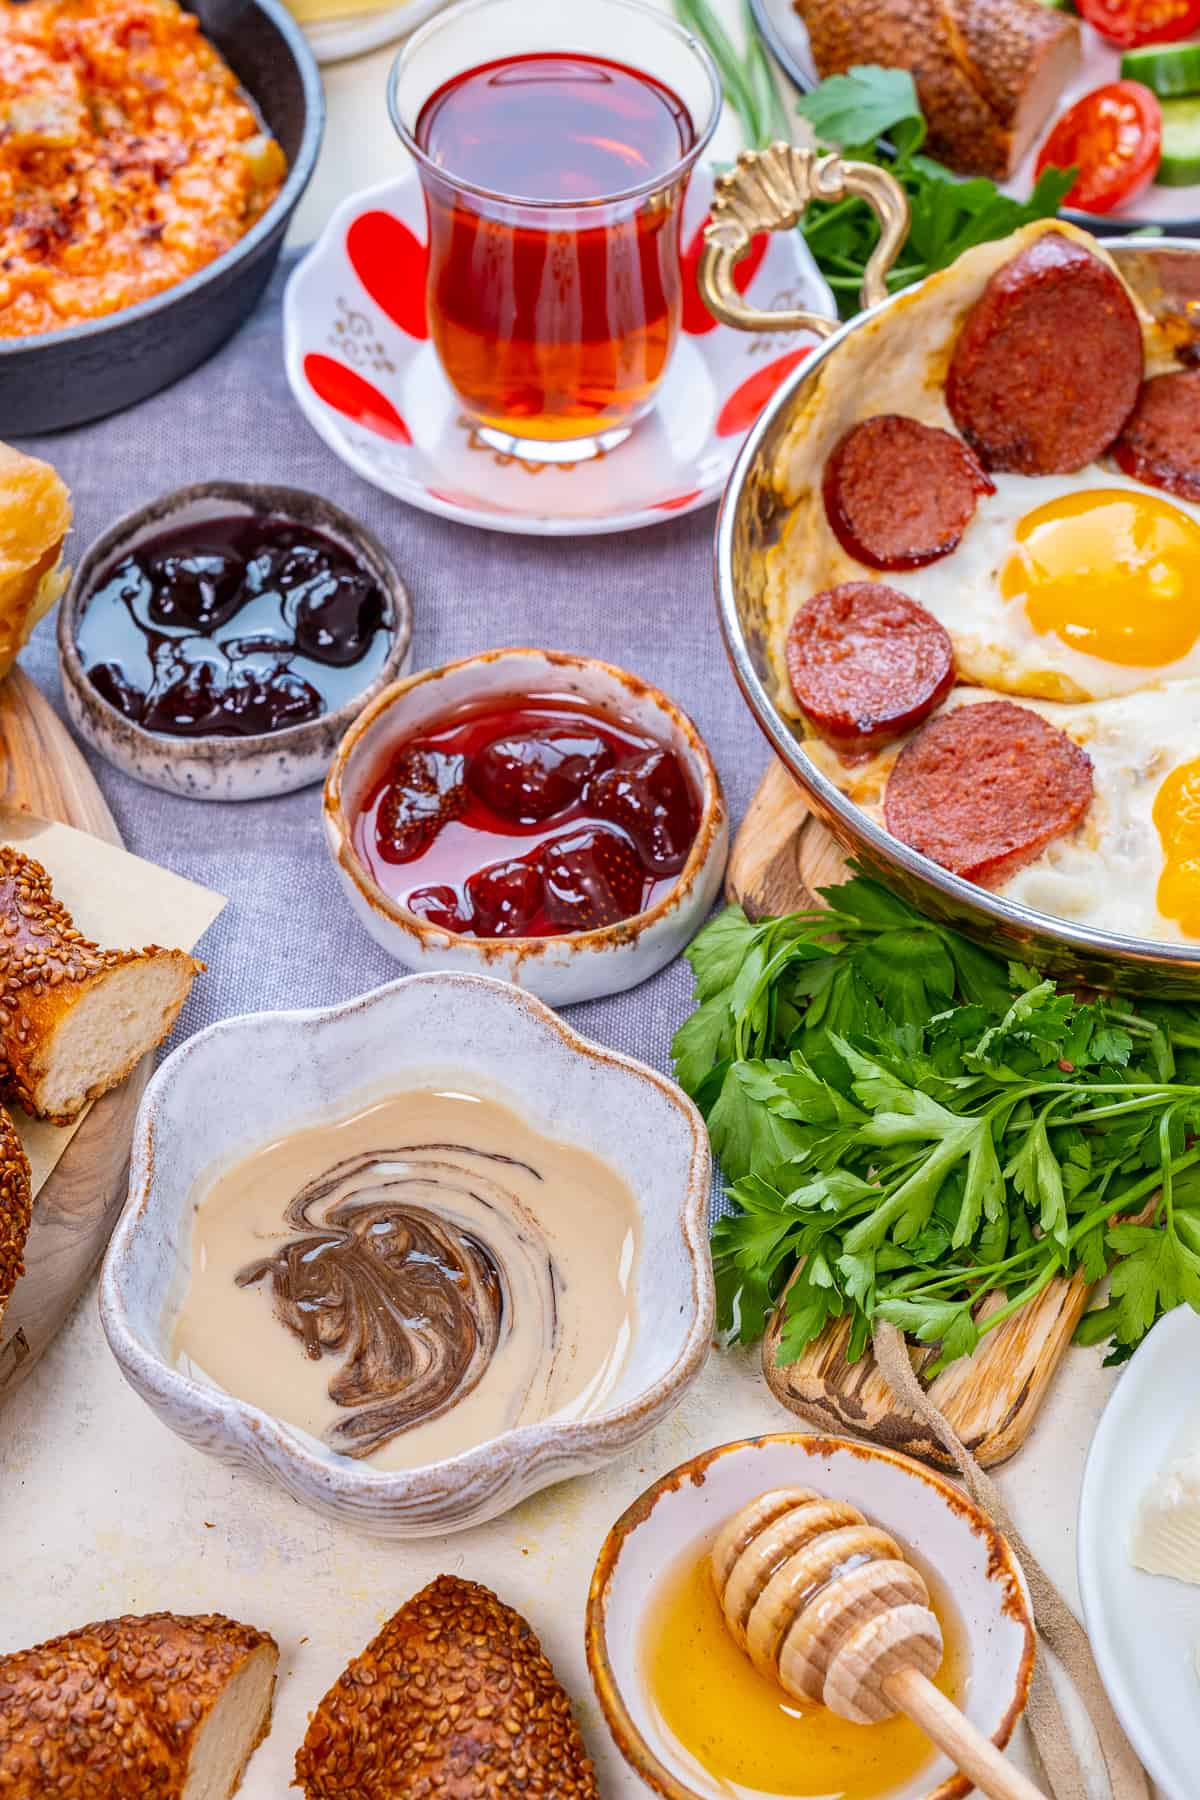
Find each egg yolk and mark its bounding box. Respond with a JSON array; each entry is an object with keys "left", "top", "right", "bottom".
[
  {"left": 1001, "top": 489, "right": 1200, "bottom": 668},
  {"left": 1155, "top": 757, "right": 1200, "bottom": 940}
]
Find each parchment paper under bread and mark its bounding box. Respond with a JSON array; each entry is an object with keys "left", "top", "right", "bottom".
[{"left": 0, "top": 811, "right": 225, "bottom": 1194}]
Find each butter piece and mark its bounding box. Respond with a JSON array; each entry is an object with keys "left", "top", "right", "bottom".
[{"left": 1131, "top": 1450, "right": 1200, "bottom": 1583}]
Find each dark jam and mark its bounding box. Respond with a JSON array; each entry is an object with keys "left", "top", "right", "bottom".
[
  {"left": 354, "top": 693, "right": 701, "bottom": 938},
  {"left": 78, "top": 514, "right": 392, "bottom": 738}
]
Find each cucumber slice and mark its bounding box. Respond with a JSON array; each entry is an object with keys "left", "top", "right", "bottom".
[
  {"left": 1121, "top": 42, "right": 1200, "bottom": 98},
  {"left": 1158, "top": 95, "right": 1200, "bottom": 185}
]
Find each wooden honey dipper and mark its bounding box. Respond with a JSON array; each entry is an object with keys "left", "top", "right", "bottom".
[{"left": 711, "top": 1489, "right": 1048, "bottom": 1800}]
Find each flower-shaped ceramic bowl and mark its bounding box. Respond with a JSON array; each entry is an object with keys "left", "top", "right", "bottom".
[
  {"left": 323, "top": 648, "right": 728, "bottom": 1006},
  {"left": 99, "top": 972, "right": 714, "bottom": 1538},
  {"left": 587, "top": 1434, "right": 1036, "bottom": 1800},
  {"left": 58, "top": 481, "right": 413, "bottom": 801}
]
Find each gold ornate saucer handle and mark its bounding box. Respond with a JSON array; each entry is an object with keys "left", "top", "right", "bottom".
[{"left": 698, "top": 145, "right": 910, "bottom": 336}]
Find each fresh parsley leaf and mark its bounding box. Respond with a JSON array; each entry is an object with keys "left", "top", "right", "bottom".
[
  {"left": 1006, "top": 1112, "right": 1068, "bottom": 1248},
  {"left": 684, "top": 904, "right": 761, "bottom": 1002},
  {"left": 671, "top": 990, "right": 735, "bottom": 1097},
  {"left": 794, "top": 65, "right": 926, "bottom": 160},
  {"left": 706, "top": 1061, "right": 810, "bottom": 1183}
]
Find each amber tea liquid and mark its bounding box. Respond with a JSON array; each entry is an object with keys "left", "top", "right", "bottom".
[{"left": 414, "top": 52, "right": 696, "bottom": 455}]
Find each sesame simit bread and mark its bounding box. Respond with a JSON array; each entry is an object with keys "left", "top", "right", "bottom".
[
  {"left": 794, "top": 0, "right": 1080, "bottom": 179},
  {"left": 0, "top": 846, "right": 202, "bottom": 1126},
  {"left": 0, "top": 1104, "right": 31, "bottom": 1330},
  {"left": 0, "top": 1611, "right": 278, "bottom": 1800},
  {"left": 294, "top": 1575, "right": 600, "bottom": 1799}
]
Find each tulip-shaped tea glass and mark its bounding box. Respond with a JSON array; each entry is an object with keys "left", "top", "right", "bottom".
[{"left": 388, "top": 0, "right": 722, "bottom": 462}]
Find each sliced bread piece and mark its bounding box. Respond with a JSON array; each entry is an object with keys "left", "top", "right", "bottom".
[
  {"left": 0, "top": 1103, "right": 32, "bottom": 1329},
  {"left": 294, "top": 1574, "right": 599, "bottom": 1799},
  {"left": 0, "top": 440, "right": 72, "bottom": 681},
  {"left": 0, "top": 846, "right": 202, "bottom": 1125},
  {"left": 0, "top": 1611, "right": 278, "bottom": 1799}
]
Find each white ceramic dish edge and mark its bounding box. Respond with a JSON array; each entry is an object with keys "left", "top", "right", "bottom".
[
  {"left": 99, "top": 970, "right": 715, "bottom": 1538},
  {"left": 1078, "top": 1306, "right": 1200, "bottom": 1800}
]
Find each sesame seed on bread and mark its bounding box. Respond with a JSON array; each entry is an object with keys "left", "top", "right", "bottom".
[
  {"left": 0, "top": 1611, "right": 278, "bottom": 1800},
  {"left": 0, "top": 1103, "right": 31, "bottom": 1328},
  {"left": 294, "top": 1575, "right": 600, "bottom": 1799},
  {"left": 0, "top": 846, "right": 202, "bottom": 1126}
]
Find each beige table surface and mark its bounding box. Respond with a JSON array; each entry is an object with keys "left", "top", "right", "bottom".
[{"left": 5, "top": 5, "right": 1144, "bottom": 1796}]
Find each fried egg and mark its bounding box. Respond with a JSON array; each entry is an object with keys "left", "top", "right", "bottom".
[
  {"left": 883, "top": 471, "right": 1200, "bottom": 703},
  {"left": 764, "top": 218, "right": 1187, "bottom": 709},
  {"left": 804, "top": 683, "right": 1200, "bottom": 944}
]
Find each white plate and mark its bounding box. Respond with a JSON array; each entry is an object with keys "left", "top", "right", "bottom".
[
  {"left": 752, "top": 0, "right": 1200, "bottom": 233},
  {"left": 282, "top": 167, "right": 834, "bottom": 536},
  {"left": 1077, "top": 1305, "right": 1200, "bottom": 1800},
  {"left": 296, "top": 0, "right": 448, "bottom": 65}
]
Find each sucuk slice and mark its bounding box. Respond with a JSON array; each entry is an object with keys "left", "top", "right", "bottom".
[
  {"left": 945, "top": 232, "right": 1144, "bottom": 474},
  {"left": 883, "top": 699, "right": 1094, "bottom": 887},
  {"left": 822, "top": 414, "right": 994, "bottom": 570},
  {"left": 1113, "top": 368, "right": 1200, "bottom": 501},
  {"left": 785, "top": 583, "right": 955, "bottom": 757}
]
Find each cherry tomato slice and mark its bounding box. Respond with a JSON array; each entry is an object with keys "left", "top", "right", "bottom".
[
  {"left": 1077, "top": 0, "right": 1200, "bottom": 47},
  {"left": 1035, "top": 80, "right": 1163, "bottom": 214}
]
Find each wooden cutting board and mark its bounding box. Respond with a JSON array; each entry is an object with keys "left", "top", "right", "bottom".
[
  {"left": 0, "top": 668, "right": 151, "bottom": 1402},
  {"left": 728, "top": 759, "right": 1093, "bottom": 1471}
]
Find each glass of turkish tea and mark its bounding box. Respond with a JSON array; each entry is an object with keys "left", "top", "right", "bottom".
[{"left": 388, "top": 0, "right": 721, "bottom": 463}]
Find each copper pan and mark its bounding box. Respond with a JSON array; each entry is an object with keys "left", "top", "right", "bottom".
[{"left": 703, "top": 146, "right": 1200, "bottom": 996}]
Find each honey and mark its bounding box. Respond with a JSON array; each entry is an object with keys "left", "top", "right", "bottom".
[{"left": 642, "top": 1541, "right": 969, "bottom": 1799}]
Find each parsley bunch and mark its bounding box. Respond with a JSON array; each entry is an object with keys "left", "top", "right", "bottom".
[{"left": 672, "top": 877, "right": 1200, "bottom": 1372}]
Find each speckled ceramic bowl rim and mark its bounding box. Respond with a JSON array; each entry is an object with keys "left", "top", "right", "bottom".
[
  {"left": 101, "top": 971, "right": 715, "bottom": 1498},
  {"left": 58, "top": 480, "right": 414, "bottom": 768},
  {"left": 0, "top": 0, "right": 323, "bottom": 365},
  {"left": 585, "top": 1432, "right": 1038, "bottom": 1800},
  {"left": 323, "top": 647, "right": 726, "bottom": 954}
]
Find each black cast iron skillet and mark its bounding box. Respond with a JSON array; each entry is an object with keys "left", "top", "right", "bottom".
[{"left": 0, "top": 0, "right": 325, "bottom": 434}]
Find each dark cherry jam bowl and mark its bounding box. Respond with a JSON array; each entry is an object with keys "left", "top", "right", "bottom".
[
  {"left": 79, "top": 514, "right": 392, "bottom": 738},
  {"left": 58, "top": 483, "right": 413, "bottom": 803},
  {"left": 353, "top": 691, "right": 701, "bottom": 939}
]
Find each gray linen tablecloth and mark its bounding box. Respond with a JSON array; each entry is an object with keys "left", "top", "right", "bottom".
[{"left": 13, "top": 256, "right": 763, "bottom": 1116}]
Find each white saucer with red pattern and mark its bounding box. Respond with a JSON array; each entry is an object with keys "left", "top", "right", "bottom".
[{"left": 282, "top": 168, "right": 834, "bottom": 537}]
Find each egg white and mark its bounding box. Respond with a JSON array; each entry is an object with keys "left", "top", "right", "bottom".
[
  {"left": 805, "top": 683, "right": 1200, "bottom": 944},
  {"left": 883, "top": 470, "right": 1200, "bottom": 704}
]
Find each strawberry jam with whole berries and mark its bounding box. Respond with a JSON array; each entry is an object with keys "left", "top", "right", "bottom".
[{"left": 353, "top": 692, "right": 701, "bottom": 938}]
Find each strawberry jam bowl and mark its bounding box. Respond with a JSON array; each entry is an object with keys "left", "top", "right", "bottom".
[{"left": 323, "top": 649, "right": 727, "bottom": 1005}]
